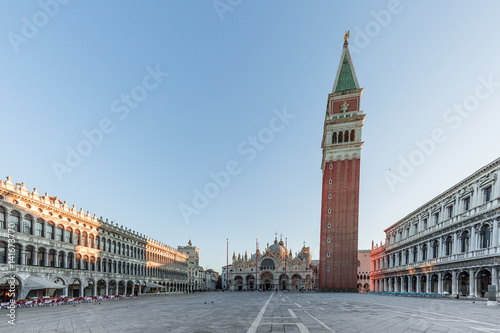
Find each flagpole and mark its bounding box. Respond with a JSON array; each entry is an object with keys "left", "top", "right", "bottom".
[
  {"left": 285, "top": 237, "right": 287, "bottom": 291},
  {"left": 255, "top": 238, "right": 258, "bottom": 291},
  {"left": 226, "top": 238, "right": 228, "bottom": 291}
]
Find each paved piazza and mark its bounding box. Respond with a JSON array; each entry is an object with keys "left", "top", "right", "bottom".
[{"left": 4, "top": 292, "right": 500, "bottom": 333}]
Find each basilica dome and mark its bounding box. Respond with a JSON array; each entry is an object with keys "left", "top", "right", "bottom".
[{"left": 268, "top": 238, "right": 287, "bottom": 258}]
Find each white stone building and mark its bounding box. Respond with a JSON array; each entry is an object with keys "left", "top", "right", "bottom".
[
  {"left": 0, "top": 177, "right": 190, "bottom": 301},
  {"left": 370, "top": 157, "right": 500, "bottom": 297},
  {"left": 178, "top": 240, "right": 204, "bottom": 292}
]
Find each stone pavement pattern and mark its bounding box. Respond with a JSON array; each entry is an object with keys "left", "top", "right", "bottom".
[{"left": 4, "top": 292, "right": 500, "bottom": 332}]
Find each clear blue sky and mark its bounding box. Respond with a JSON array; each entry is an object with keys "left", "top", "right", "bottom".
[{"left": 1, "top": 1, "right": 500, "bottom": 272}]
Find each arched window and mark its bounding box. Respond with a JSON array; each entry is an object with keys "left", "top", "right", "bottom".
[
  {"left": 56, "top": 225, "right": 63, "bottom": 242},
  {"left": 12, "top": 243, "right": 22, "bottom": 264},
  {"left": 95, "top": 236, "right": 100, "bottom": 250},
  {"left": 37, "top": 248, "right": 46, "bottom": 266},
  {"left": 445, "top": 236, "right": 453, "bottom": 255},
  {"left": 26, "top": 245, "right": 35, "bottom": 265},
  {"left": 338, "top": 132, "right": 343, "bottom": 143},
  {"left": 68, "top": 252, "right": 74, "bottom": 269},
  {"left": 0, "top": 241, "right": 7, "bottom": 263},
  {"left": 10, "top": 211, "right": 21, "bottom": 232},
  {"left": 0, "top": 207, "right": 5, "bottom": 229},
  {"left": 89, "top": 234, "right": 94, "bottom": 249},
  {"left": 350, "top": 130, "right": 355, "bottom": 142},
  {"left": 431, "top": 241, "right": 438, "bottom": 258},
  {"left": 332, "top": 132, "right": 337, "bottom": 144},
  {"left": 74, "top": 230, "right": 81, "bottom": 245},
  {"left": 404, "top": 250, "right": 409, "bottom": 264},
  {"left": 76, "top": 254, "right": 81, "bottom": 269},
  {"left": 23, "top": 215, "right": 33, "bottom": 234},
  {"left": 412, "top": 247, "right": 418, "bottom": 262},
  {"left": 58, "top": 251, "right": 64, "bottom": 268},
  {"left": 46, "top": 222, "right": 55, "bottom": 239},
  {"left": 422, "top": 244, "right": 427, "bottom": 260},
  {"left": 480, "top": 225, "right": 491, "bottom": 249},
  {"left": 65, "top": 227, "right": 72, "bottom": 243},
  {"left": 344, "top": 130, "right": 349, "bottom": 142},
  {"left": 48, "top": 249, "right": 56, "bottom": 267},
  {"left": 36, "top": 219, "right": 44, "bottom": 237},
  {"left": 108, "top": 239, "right": 112, "bottom": 252},
  {"left": 461, "top": 231, "right": 470, "bottom": 252},
  {"left": 81, "top": 232, "right": 87, "bottom": 247},
  {"left": 90, "top": 256, "right": 95, "bottom": 271}
]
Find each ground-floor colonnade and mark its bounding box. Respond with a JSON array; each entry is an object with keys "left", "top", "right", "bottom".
[{"left": 371, "top": 265, "right": 499, "bottom": 298}]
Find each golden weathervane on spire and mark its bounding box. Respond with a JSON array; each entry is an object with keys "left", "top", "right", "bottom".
[{"left": 344, "top": 30, "right": 350, "bottom": 42}]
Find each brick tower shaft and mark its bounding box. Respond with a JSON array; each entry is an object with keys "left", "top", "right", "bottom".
[{"left": 319, "top": 33, "right": 365, "bottom": 291}]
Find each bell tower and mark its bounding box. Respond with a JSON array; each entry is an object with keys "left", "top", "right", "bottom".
[{"left": 319, "top": 32, "right": 365, "bottom": 291}]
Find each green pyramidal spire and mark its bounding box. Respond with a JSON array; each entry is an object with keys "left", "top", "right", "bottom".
[{"left": 332, "top": 35, "right": 359, "bottom": 93}]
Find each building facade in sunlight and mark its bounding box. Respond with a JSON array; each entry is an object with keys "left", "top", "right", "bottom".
[
  {"left": 0, "top": 177, "right": 191, "bottom": 300},
  {"left": 319, "top": 33, "right": 365, "bottom": 291},
  {"left": 357, "top": 249, "right": 371, "bottom": 292},
  {"left": 227, "top": 236, "right": 315, "bottom": 291},
  {"left": 370, "top": 157, "right": 500, "bottom": 298}
]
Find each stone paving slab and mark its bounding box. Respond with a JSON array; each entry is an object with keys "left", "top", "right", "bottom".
[{"left": 2, "top": 292, "right": 500, "bottom": 332}]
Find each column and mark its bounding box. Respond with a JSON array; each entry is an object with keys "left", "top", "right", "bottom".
[
  {"left": 105, "top": 284, "right": 109, "bottom": 296},
  {"left": 493, "top": 219, "right": 499, "bottom": 247},
  {"left": 491, "top": 269, "right": 498, "bottom": 297},
  {"left": 438, "top": 238, "right": 443, "bottom": 258},
  {"left": 426, "top": 274, "right": 431, "bottom": 294},
  {"left": 79, "top": 285, "right": 84, "bottom": 297},
  {"left": 407, "top": 276, "right": 411, "bottom": 293},
  {"left": 93, "top": 283, "right": 97, "bottom": 296},
  {"left": 471, "top": 227, "right": 476, "bottom": 251},
  {"left": 63, "top": 286, "right": 68, "bottom": 297},
  {"left": 115, "top": 284, "right": 119, "bottom": 295},
  {"left": 416, "top": 275, "right": 421, "bottom": 293},
  {"left": 452, "top": 271, "right": 458, "bottom": 295},
  {"left": 400, "top": 277, "right": 404, "bottom": 292},
  {"left": 395, "top": 277, "right": 399, "bottom": 292},
  {"left": 33, "top": 246, "right": 38, "bottom": 266},
  {"left": 469, "top": 268, "right": 475, "bottom": 297},
  {"left": 453, "top": 232, "right": 458, "bottom": 255},
  {"left": 438, "top": 273, "right": 443, "bottom": 294},
  {"left": 426, "top": 240, "right": 431, "bottom": 260},
  {"left": 383, "top": 278, "right": 387, "bottom": 292},
  {"left": 53, "top": 253, "right": 58, "bottom": 268},
  {"left": 19, "top": 214, "right": 25, "bottom": 233}
]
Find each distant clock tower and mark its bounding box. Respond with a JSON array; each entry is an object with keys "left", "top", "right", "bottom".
[{"left": 319, "top": 33, "right": 365, "bottom": 291}]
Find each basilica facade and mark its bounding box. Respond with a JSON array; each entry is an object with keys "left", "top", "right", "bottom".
[
  {"left": 0, "top": 177, "right": 191, "bottom": 301},
  {"left": 370, "top": 157, "right": 500, "bottom": 298},
  {"left": 228, "top": 237, "right": 315, "bottom": 291}
]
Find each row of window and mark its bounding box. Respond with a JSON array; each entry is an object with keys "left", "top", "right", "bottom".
[
  {"left": 375, "top": 225, "right": 493, "bottom": 270},
  {"left": 388, "top": 186, "right": 493, "bottom": 244},
  {"left": 332, "top": 130, "right": 355, "bottom": 144},
  {"left": 0, "top": 242, "right": 187, "bottom": 279},
  {"left": 0, "top": 208, "right": 187, "bottom": 265}
]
